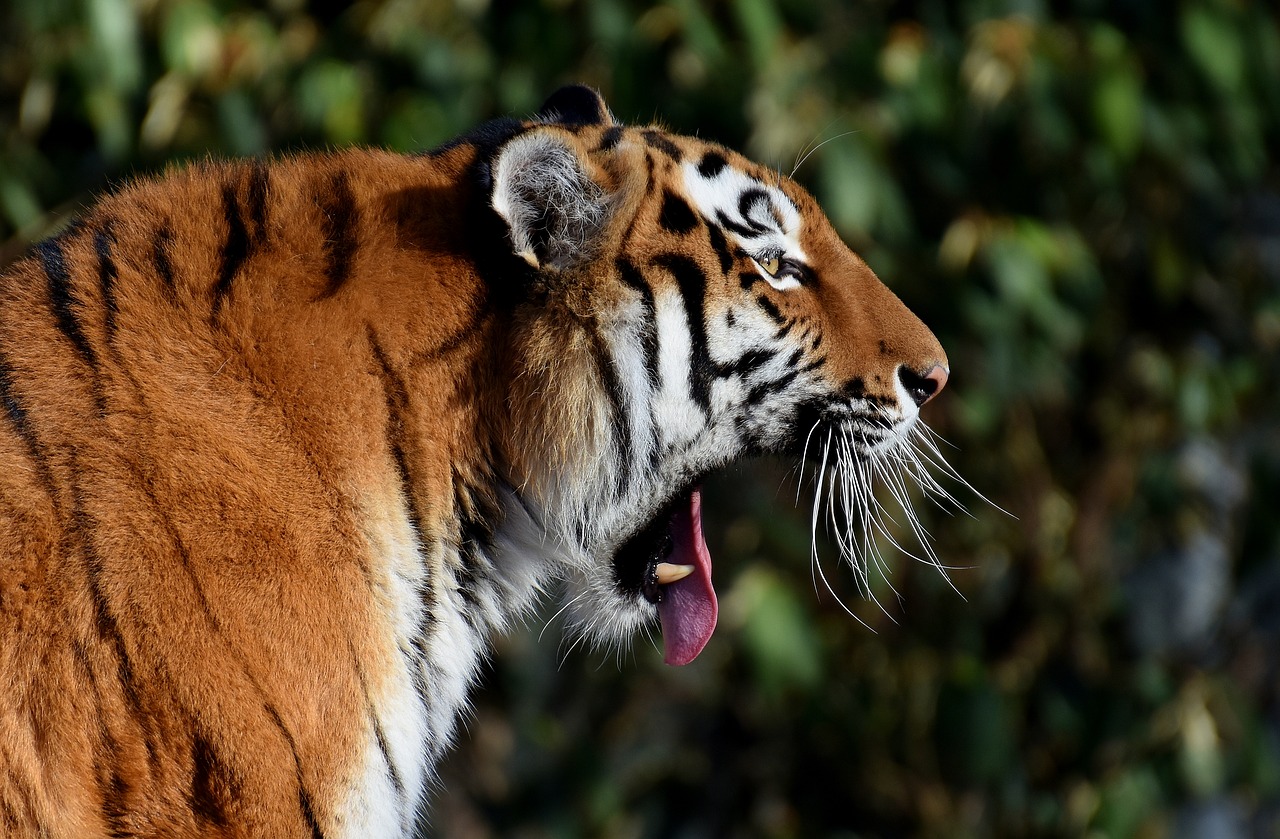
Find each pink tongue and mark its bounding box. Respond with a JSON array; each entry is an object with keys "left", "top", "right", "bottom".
[{"left": 658, "top": 488, "right": 718, "bottom": 666}]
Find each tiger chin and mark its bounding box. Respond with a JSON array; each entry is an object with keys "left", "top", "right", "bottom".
[{"left": 0, "top": 86, "right": 947, "bottom": 837}]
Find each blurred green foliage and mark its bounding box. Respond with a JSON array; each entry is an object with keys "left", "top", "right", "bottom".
[{"left": 3, "top": 0, "right": 1280, "bottom": 836}]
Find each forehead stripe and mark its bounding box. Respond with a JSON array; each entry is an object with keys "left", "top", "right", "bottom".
[
  {"left": 696, "top": 151, "right": 727, "bottom": 179},
  {"left": 715, "top": 210, "right": 763, "bottom": 240},
  {"left": 659, "top": 191, "right": 698, "bottom": 235},
  {"left": 737, "top": 190, "right": 773, "bottom": 233}
]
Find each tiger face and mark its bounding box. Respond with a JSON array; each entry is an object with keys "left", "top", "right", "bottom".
[{"left": 488, "top": 86, "right": 948, "bottom": 666}]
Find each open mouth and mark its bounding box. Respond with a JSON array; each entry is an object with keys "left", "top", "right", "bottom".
[{"left": 612, "top": 487, "right": 718, "bottom": 666}]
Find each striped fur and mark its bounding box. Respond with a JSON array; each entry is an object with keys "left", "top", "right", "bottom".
[{"left": 0, "top": 87, "right": 947, "bottom": 837}]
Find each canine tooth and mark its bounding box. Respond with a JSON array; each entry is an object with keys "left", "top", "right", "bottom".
[{"left": 655, "top": 563, "right": 695, "bottom": 585}]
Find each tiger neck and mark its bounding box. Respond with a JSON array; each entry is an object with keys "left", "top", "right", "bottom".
[{"left": 367, "top": 291, "right": 567, "bottom": 774}]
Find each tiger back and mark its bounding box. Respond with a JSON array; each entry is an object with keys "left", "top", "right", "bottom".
[{"left": 0, "top": 86, "right": 947, "bottom": 837}]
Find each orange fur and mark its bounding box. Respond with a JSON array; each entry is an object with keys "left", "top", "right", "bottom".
[
  {"left": 0, "top": 91, "right": 946, "bottom": 837},
  {"left": 0, "top": 147, "right": 506, "bottom": 837}
]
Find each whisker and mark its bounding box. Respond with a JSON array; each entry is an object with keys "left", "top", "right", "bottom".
[
  {"left": 790, "top": 129, "right": 861, "bottom": 178},
  {"left": 798, "top": 407, "right": 995, "bottom": 619},
  {"left": 540, "top": 591, "right": 586, "bottom": 643}
]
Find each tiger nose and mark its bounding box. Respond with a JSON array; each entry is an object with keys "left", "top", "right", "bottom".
[{"left": 898, "top": 364, "right": 948, "bottom": 408}]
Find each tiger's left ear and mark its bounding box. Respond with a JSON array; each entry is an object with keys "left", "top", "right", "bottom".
[
  {"left": 491, "top": 129, "right": 613, "bottom": 272},
  {"left": 535, "top": 85, "right": 616, "bottom": 127}
]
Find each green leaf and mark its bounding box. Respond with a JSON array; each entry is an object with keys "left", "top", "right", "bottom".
[
  {"left": 296, "top": 60, "right": 366, "bottom": 145},
  {"left": 733, "top": 566, "right": 823, "bottom": 694},
  {"left": 1092, "top": 66, "right": 1143, "bottom": 160},
  {"left": 1180, "top": 3, "right": 1245, "bottom": 92}
]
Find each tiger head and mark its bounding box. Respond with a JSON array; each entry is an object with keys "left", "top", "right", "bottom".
[{"left": 483, "top": 87, "right": 948, "bottom": 665}]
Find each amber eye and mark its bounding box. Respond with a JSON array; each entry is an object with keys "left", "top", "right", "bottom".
[{"left": 758, "top": 255, "right": 781, "bottom": 276}]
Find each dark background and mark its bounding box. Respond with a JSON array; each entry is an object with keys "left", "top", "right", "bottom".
[{"left": 2, "top": 1, "right": 1278, "bottom": 836}]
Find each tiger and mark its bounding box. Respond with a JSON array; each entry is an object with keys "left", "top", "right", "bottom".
[{"left": 0, "top": 85, "right": 948, "bottom": 837}]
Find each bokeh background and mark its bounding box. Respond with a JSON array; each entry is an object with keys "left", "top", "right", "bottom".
[{"left": 3, "top": 0, "right": 1279, "bottom": 836}]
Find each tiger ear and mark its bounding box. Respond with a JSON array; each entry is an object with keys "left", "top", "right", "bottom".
[
  {"left": 535, "top": 85, "right": 616, "bottom": 127},
  {"left": 491, "top": 129, "right": 612, "bottom": 272}
]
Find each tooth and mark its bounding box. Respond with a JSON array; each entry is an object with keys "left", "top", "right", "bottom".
[{"left": 655, "top": 563, "right": 695, "bottom": 585}]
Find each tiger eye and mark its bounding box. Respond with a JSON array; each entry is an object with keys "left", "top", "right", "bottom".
[{"left": 760, "top": 256, "right": 780, "bottom": 276}]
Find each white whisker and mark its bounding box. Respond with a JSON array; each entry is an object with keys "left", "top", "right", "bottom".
[
  {"left": 798, "top": 407, "right": 992, "bottom": 618},
  {"left": 790, "top": 129, "right": 861, "bottom": 178}
]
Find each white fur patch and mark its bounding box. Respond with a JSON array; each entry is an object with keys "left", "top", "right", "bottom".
[
  {"left": 651, "top": 287, "right": 707, "bottom": 450},
  {"left": 342, "top": 490, "right": 432, "bottom": 837},
  {"left": 680, "top": 160, "right": 806, "bottom": 270}
]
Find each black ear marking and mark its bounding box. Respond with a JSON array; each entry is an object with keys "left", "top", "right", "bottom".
[{"left": 536, "top": 85, "right": 614, "bottom": 127}]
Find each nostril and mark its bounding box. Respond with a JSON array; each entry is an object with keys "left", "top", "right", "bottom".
[{"left": 898, "top": 364, "right": 948, "bottom": 408}]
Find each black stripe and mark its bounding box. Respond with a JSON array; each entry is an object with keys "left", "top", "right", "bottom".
[
  {"left": 150, "top": 223, "right": 178, "bottom": 302},
  {"left": 588, "top": 330, "right": 631, "bottom": 493},
  {"left": 94, "top": 221, "right": 119, "bottom": 339},
  {"left": 349, "top": 646, "right": 405, "bottom": 801},
  {"left": 615, "top": 258, "right": 660, "bottom": 392},
  {"left": 139, "top": 479, "right": 230, "bottom": 652},
  {"left": 697, "top": 151, "right": 727, "bottom": 179},
  {"left": 38, "top": 237, "right": 98, "bottom": 370},
  {"left": 659, "top": 190, "right": 698, "bottom": 235},
  {"left": 653, "top": 254, "right": 712, "bottom": 411},
  {"left": 451, "top": 466, "right": 502, "bottom": 630},
  {"left": 98, "top": 756, "right": 130, "bottom": 837},
  {"left": 716, "top": 209, "right": 764, "bottom": 239},
  {"left": 246, "top": 161, "right": 269, "bottom": 236},
  {"left": 212, "top": 179, "right": 251, "bottom": 319},
  {"left": 373, "top": 717, "right": 401, "bottom": 799},
  {"left": 747, "top": 368, "right": 801, "bottom": 405},
  {"left": 641, "top": 129, "right": 681, "bottom": 161},
  {"left": 317, "top": 170, "right": 359, "bottom": 300},
  {"left": 368, "top": 335, "right": 418, "bottom": 528},
  {"left": 0, "top": 354, "right": 61, "bottom": 506},
  {"left": 706, "top": 224, "right": 734, "bottom": 274},
  {"left": 190, "top": 734, "right": 235, "bottom": 826},
  {"left": 717, "top": 347, "right": 777, "bottom": 379},
  {"left": 264, "top": 705, "right": 327, "bottom": 839},
  {"left": 755, "top": 294, "right": 786, "bottom": 324},
  {"left": 75, "top": 638, "right": 162, "bottom": 779},
  {"left": 72, "top": 473, "right": 137, "bottom": 690},
  {"left": 0, "top": 358, "right": 37, "bottom": 459},
  {"left": 368, "top": 329, "right": 436, "bottom": 631},
  {"left": 369, "top": 704, "right": 405, "bottom": 800},
  {"left": 453, "top": 554, "right": 484, "bottom": 631},
  {"left": 407, "top": 286, "right": 490, "bottom": 368},
  {"left": 737, "top": 189, "right": 772, "bottom": 233},
  {"left": 801, "top": 355, "right": 828, "bottom": 374},
  {"left": 597, "top": 125, "right": 624, "bottom": 152},
  {"left": 66, "top": 460, "right": 154, "bottom": 839}
]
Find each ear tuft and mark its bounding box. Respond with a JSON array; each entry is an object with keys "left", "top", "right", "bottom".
[
  {"left": 491, "top": 131, "right": 612, "bottom": 272},
  {"left": 536, "top": 85, "right": 615, "bottom": 127}
]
